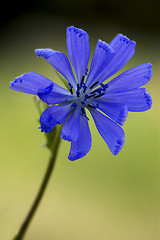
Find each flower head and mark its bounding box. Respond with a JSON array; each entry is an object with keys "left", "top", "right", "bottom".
[{"left": 10, "top": 26, "right": 152, "bottom": 160}]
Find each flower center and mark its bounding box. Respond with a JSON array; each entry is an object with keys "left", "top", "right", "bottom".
[{"left": 69, "top": 74, "right": 108, "bottom": 118}]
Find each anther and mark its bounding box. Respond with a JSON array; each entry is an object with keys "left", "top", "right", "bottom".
[
  {"left": 86, "top": 94, "right": 96, "bottom": 99},
  {"left": 69, "top": 83, "right": 73, "bottom": 95},
  {"left": 76, "top": 83, "right": 80, "bottom": 97},
  {"left": 70, "top": 88, "right": 73, "bottom": 95},
  {"left": 77, "top": 83, "right": 80, "bottom": 90},
  {"left": 81, "top": 75, "right": 85, "bottom": 83},
  {"left": 100, "top": 83, "right": 108, "bottom": 90},
  {"left": 87, "top": 103, "right": 97, "bottom": 109},
  {"left": 81, "top": 108, "right": 85, "bottom": 115},
  {"left": 93, "top": 93, "right": 105, "bottom": 99},
  {"left": 90, "top": 89, "right": 101, "bottom": 95},
  {"left": 84, "top": 94, "right": 88, "bottom": 101},
  {"left": 89, "top": 81, "right": 99, "bottom": 89},
  {"left": 80, "top": 108, "right": 89, "bottom": 120},
  {"left": 76, "top": 91, "right": 80, "bottom": 97}
]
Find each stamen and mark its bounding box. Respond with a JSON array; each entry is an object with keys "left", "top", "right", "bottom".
[
  {"left": 83, "top": 88, "right": 87, "bottom": 93},
  {"left": 87, "top": 103, "right": 98, "bottom": 109},
  {"left": 89, "top": 83, "right": 108, "bottom": 98},
  {"left": 76, "top": 91, "right": 80, "bottom": 97},
  {"left": 81, "top": 108, "right": 85, "bottom": 115},
  {"left": 89, "top": 81, "right": 99, "bottom": 89},
  {"left": 80, "top": 108, "right": 89, "bottom": 120},
  {"left": 69, "top": 83, "right": 73, "bottom": 95},
  {"left": 84, "top": 94, "right": 88, "bottom": 101},
  {"left": 81, "top": 75, "right": 85, "bottom": 83},
  {"left": 90, "top": 88, "right": 101, "bottom": 95},
  {"left": 81, "top": 83, "right": 87, "bottom": 93},
  {"left": 86, "top": 94, "right": 96, "bottom": 99},
  {"left": 93, "top": 93, "right": 105, "bottom": 99},
  {"left": 100, "top": 83, "right": 108, "bottom": 90},
  {"left": 70, "top": 88, "right": 73, "bottom": 95},
  {"left": 76, "top": 83, "right": 80, "bottom": 97}
]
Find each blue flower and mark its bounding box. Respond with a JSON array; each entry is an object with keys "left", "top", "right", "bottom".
[{"left": 10, "top": 26, "right": 152, "bottom": 160}]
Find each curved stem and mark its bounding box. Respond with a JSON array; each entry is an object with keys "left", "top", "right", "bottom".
[{"left": 13, "top": 127, "right": 61, "bottom": 240}]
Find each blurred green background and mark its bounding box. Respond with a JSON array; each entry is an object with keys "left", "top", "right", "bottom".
[{"left": 0, "top": 1, "right": 160, "bottom": 239}]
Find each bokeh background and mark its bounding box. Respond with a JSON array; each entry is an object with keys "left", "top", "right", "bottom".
[{"left": 1, "top": 1, "right": 160, "bottom": 239}]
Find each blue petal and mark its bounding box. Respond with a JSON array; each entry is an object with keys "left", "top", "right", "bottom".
[
  {"left": 38, "top": 83, "right": 54, "bottom": 101},
  {"left": 41, "top": 79, "right": 75, "bottom": 104},
  {"left": 86, "top": 34, "right": 136, "bottom": 86},
  {"left": 60, "top": 105, "right": 82, "bottom": 142},
  {"left": 85, "top": 40, "right": 115, "bottom": 88},
  {"left": 39, "top": 80, "right": 75, "bottom": 104},
  {"left": 107, "top": 63, "right": 152, "bottom": 93},
  {"left": 10, "top": 72, "right": 54, "bottom": 95},
  {"left": 107, "top": 34, "right": 136, "bottom": 78},
  {"left": 10, "top": 72, "right": 74, "bottom": 104},
  {"left": 67, "top": 26, "right": 90, "bottom": 82},
  {"left": 89, "top": 109, "right": 125, "bottom": 155},
  {"left": 68, "top": 115, "right": 92, "bottom": 161},
  {"left": 42, "top": 91, "right": 75, "bottom": 105},
  {"left": 88, "top": 100, "right": 128, "bottom": 126},
  {"left": 100, "top": 88, "right": 152, "bottom": 112},
  {"left": 35, "top": 48, "right": 77, "bottom": 89},
  {"left": 40, "top": 103, "right": 73, "bottom": 133}
]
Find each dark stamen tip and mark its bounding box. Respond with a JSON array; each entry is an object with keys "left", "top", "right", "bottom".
[
  {"left": 76, "top": 91, "right": 80, "bottom": 97},
  {"left": 100, "top": 83, "right": 108, "bottom": 90},
  {"left": 81, "top": 108, "right": 85, "bottom": 115},
  {"left": 69, "top": 83, "right": 73, "bottom": 95},
  {"left": 77, "top": 83, "right": 80, "bottom": 90},
  {"left": 81, "top": 75, "right": 85, "bottom": 83},
  {"left": 86, "top": 94, "right": 96, "bottom": 99},
  {"left": 87, "top": 103, "right": 96, "bottom": 109},
  {"left": 93, "top": 93, "right": 105, "bottom": 99},
  {"left": 89, "top": 81, "right": 99, "bottom": 89},
  {"left": 70, "top": 89, "right": 73, "bottom": 95}
]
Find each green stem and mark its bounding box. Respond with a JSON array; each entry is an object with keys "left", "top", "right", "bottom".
[{"left": 13, "top": 127, "right": 61, "bottom": 240}]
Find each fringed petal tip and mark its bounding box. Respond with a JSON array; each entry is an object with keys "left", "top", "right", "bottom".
[
  {"left": 145, "top": 92, "right": 152, "bottom": 109},
  {"left": 117, "top": 34, "right": 136, "bottom": 46},
  {"left": 35, "top": 48, "right": 55, "bottom": 59},
  {"left": 39, "top": 121, "right": 56, "bottom": 133},
  {"left": 97, "top": 40, "right": 115, "bottom": 54},
  {"left": 113, "top": 138, "right": 125, "bottom": 155},
  {"left": 60, "top": 132, "right": 79, "bottom": 142},
  {"left": 67, "top": 26, "right": 88, "bottom": 38},
  {"left": 39, "top": 125, "right": 53, "bottom": 133},
  {"left": 145, "top": 63, "right": 152, "bottom": 80},
  {"left": 60, "top": 133, "right": 72, "bottom": 142},
  {"left": 39, "top": 111, "right": 56, "bottom": 133},
  {"left": 10, "top": 75, "right": 22, "bottom": 88},
  {"left": 116, "top": 106, "right": 128, "bottom": 126},
  {"left": 68, "top": 151, "right": 88, "bottom": 161}
]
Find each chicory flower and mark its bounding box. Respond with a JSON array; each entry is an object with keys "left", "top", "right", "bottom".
[{"left": 10, "top": 26, "right": 152, "bottom": 160}]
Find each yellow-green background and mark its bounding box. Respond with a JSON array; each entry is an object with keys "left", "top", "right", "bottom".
[{"left": 0, "top": 4, "right": 160, "bottom": 240}]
